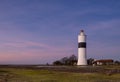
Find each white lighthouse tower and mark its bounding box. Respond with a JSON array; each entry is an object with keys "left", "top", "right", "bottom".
[{"left": 77, "top": 30, "right": 87, "bottom": 65}]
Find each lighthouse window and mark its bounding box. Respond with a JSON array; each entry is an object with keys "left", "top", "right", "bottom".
[{"left": 78, "top": 42, "right": 86, "bottom": 48}]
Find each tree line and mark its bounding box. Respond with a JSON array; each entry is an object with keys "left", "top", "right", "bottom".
[
  {"left": 53, "top": 54, "right": 77, "bottom": 65},
  {"left": 53, "top": 54, "right": 120, "bottom": 66}
]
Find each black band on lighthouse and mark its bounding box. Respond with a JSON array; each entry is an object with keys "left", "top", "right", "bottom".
[{"left": 78, "top": 42, "right": 86, "bottom": 48}]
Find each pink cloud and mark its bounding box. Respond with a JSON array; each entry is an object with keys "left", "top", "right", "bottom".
[
  {"left": 0, "top": 39, "right": 75, "bottom": 64},
  {"left": 0, "top": 47, "right": 73, "bottom": 64}
]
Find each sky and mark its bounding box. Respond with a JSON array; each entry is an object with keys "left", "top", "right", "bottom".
[{"left": 0, "top": 0, "right": 120, "bottom": 64}]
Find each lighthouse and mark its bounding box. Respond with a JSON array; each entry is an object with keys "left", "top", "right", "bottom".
[{"left": 77, "top": 30, "right": 87, "bottom": 65}]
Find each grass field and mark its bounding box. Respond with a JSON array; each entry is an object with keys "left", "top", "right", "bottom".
[{"left": 0, "top": 65, "right": 119, "bottom": 82}]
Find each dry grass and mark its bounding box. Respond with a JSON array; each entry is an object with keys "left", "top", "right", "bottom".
[{"left": 0, "top": 65, "right": 119, "bottom": 82}]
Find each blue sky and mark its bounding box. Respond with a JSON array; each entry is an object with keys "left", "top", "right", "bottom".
[{"left": 0, "top": 0, "right": 120, "bottom": 64}]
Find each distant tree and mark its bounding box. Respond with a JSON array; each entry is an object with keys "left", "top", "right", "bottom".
[
  {"left": 69, "top": 54, "right": 77, "bottom": 61},
  {"left": 114, "top": 60, "right": 120, "bottom": 65},
  {"left": 46, "top": 63, "right": 49, "bottom": 66},
  {"left": 53, "top": 54, "right": 77, "bottom": 66},
  {"left": 53, "top": 60, "right": 63, "bottom": 65},
  {"left": 60, "top": 57, "right": 69, "bottom": 65},
  {"left": 87, "top": 58, "right": 94, "bottom": 65},
  {"left": 68, "top": 54, "right": 77, "bottom": 65}
]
